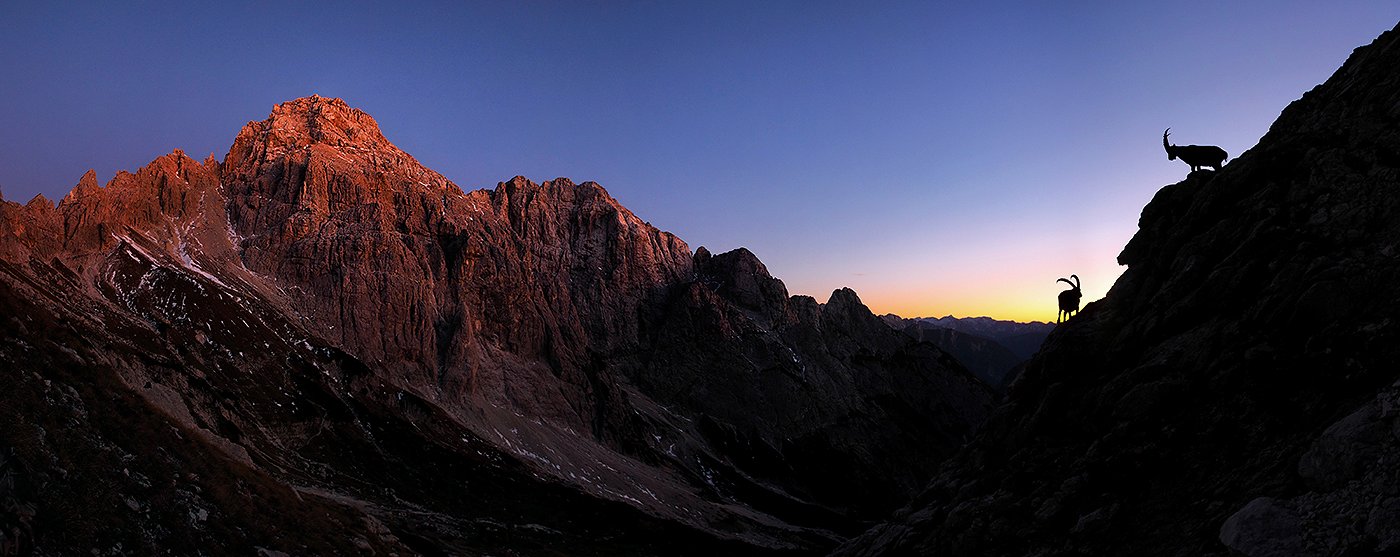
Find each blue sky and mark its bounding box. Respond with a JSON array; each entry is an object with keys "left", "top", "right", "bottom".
[{"left": 2, "top": 2, "right": 1396, "bottom": 320}]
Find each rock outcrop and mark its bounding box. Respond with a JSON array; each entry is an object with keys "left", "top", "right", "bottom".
[
  {"left": 836, "top": 22, "right": 1400, "bottom": 556},
  {"left": 0, "top": 96, "right": 992, "bottom": 554}
]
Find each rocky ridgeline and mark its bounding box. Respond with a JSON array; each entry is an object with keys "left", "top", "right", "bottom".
[
  {"left": 0, "top": 96, "right": 991, "bottom": 553},
  {"left": 837, "top": 22, "right": 1400, "bottom": 557}
]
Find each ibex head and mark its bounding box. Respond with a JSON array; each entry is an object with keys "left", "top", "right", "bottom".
[{"left": 1163, "top": 129, "right": 1176, "bottom": 160}]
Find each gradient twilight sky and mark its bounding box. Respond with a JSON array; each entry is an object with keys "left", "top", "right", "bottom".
[{"left": 2, "top": 3, "right": 1397, "bottom": 322}]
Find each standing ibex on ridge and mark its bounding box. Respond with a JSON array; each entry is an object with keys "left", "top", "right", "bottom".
[
  {"left": 1163, "top": 128, "right": 1227, "bottom": 172},
  {"left": 1057, "top": 275, "right": 1081, "bottom": 323}
]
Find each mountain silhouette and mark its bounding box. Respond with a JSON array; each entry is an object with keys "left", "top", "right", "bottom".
[
  {"left": 836, "top": 21, "right": 1400, "bottom": 557},
  {"left": 912, "top": 315, "right": 1054, "bottom": 360},
  {"left": 0, "top": 96, "right": 992, "bottom": 553},
  {"left": 881, "top": 315, "right": 1038, "bottom": 389}
]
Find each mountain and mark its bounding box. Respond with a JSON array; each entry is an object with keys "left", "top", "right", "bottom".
[
  {"left": 912, "top": 316, "right": 1054, "bottom": 360},
  {"left": 881, "top": 316, "right": 1026, "bottom": 389},
  {"left": 837, "top": 22, "right": 1400, "bottom": 556},
  {"left": 0, "top": 96, "right": 993, "bottom": 554}
]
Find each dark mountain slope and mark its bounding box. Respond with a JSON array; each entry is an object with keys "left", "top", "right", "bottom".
[
  {"left": 0, "top": 258, "right": 757, "bottom": 555},
  {"left": 837, "top": 21, "right": 1400, "bottom": 557}
]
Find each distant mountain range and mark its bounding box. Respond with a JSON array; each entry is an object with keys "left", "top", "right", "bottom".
[
  {"left": 881, "top": 315, "right": 1053, "bottom": 389},
  {"left": 911, "top": 315, "right": 1055, "bottom": 360}
]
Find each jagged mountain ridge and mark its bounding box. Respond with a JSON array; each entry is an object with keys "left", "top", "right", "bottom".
[
  {"left": 837, "top": 22, "right": 1400, "bottom": 556},
  {"left": 0, "top": 96, "right": 992, "bottom": 554}
]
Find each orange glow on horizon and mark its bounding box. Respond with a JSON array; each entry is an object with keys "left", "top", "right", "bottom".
[
  {"left": 860, "top": 288, "right": 1066, "bottom": 324},
  {"left": 786, "top": 262, "right": 1126, "bottom": 325}
]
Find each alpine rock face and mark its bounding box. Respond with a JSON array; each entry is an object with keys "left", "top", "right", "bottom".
[{"left": 0, "top": 95, "right": 992, "bottom": 554}]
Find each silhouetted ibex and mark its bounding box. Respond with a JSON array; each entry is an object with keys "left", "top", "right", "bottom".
[
  {"left": 1163, "top": 129, "right": 1227, "bottom": 172},
  {"left": 1057, "top": 274, "right": 1081, "bottom": 323}
]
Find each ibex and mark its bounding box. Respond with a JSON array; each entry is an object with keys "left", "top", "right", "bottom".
[
  {"left": 1057, "top": 274, "right": 1082, "bottom": 323},
  {"left": 1163, "top": 128, "right": 1227, "bottom": 172}
]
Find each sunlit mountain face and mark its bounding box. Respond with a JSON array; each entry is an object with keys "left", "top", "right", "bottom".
[{"left": 0, "top": 96, "right": 994, "bottom": 554}]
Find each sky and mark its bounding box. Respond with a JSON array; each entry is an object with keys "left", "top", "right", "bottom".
[{"left": 1, "top": 2, "right": 1396, "bottom": 322}]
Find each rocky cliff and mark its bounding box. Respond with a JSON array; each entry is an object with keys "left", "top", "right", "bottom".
[
  {"left": 0, "top": 96, "right": 992, "bottom": 554},
  {"left": 837, "top": 22, "right": 1400, "bottom": 556}
]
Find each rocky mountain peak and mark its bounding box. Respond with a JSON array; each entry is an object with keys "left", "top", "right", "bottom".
[
  {"left": 249, "top": 94, "right": 383, "bottom": 148},
  {"left": 824, "top": 287, "right": 867, "bottom": 317},
  {"left": 694, "top": 246, "right": 789, "bottom": 313},
  {"left": 24, "top": 193, "right": 54, "bottom": 211},
  {"left": 53, "top": 168, "right": 100, "bottom": 211},
  {"left": 222, "top": 96, "right": 455, "bottom": 250},
  {"left": 223, "top": 95, "right": 446, "bottom": 194},
  {"left": 0, "top": 94, "right": 995, "bottom": 555}
]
